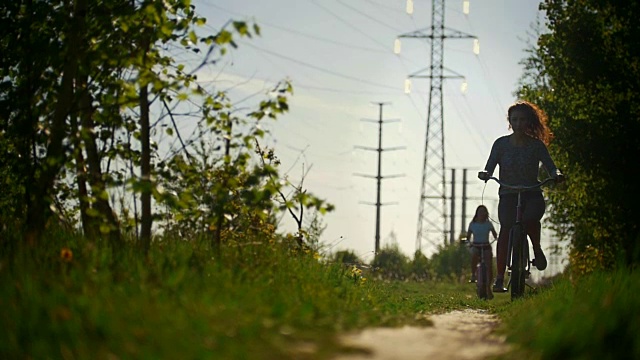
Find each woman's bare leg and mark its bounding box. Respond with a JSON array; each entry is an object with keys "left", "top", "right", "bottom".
[
  {"left": 526, "top": 221, "right": 542, "bottom": 250},
  {"left": 496, "top": 228, "right": 509, "bottom": 278}
]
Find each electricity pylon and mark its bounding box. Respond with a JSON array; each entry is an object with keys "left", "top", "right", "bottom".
[{"left": 397, "top": 0, "right": 476, "bottom": 254}]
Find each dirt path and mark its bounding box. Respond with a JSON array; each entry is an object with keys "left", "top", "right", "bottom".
[{"left": 333, "top": 309, "right": 510, "bottom": 360}]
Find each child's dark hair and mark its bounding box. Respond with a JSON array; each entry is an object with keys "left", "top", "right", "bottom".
[{"left": 471, "top": 205, "right": 489, "bottom": 223}]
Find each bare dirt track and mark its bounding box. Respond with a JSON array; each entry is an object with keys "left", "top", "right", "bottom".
[{"left": 333, "top": 309, "right": 510, "bottom": 360}]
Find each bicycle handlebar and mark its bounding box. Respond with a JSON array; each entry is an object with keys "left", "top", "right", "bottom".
[{"left": 481, "top": 175, "right": 557, "bottom": 191}]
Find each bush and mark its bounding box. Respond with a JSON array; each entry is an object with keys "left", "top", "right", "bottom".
[
  {"left": 567, "top": 242, "right": 618, "bottom": 279},
  {"left": 371, "top": 244, "right": 409, "bottom": 280},
  {"left": 409, "top": 250, "right": 431, "bottom": 281},
  {"left": 427, "top": 242, "right": 470, "bottom": 282}
]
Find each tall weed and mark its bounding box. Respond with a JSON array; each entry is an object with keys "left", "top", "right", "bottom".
[{"left": 0, "top": 233, "right": 377, "bottom": 359}]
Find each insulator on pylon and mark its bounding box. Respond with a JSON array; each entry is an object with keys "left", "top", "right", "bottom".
[
  {"left": 473, "top": 39, "right": 480, "bottom": 55},
  {"left": 463, "top": 1, "right": 470, "bottom": 15},
  {"left": 404, "top": 79, "right": 412, "bottom": 94},
  {"left": 394, "top": 38, "right": 402, "bottom": 54},
  {"left": 460, "top": 81, "right": 468, "bottom": 94},
  {"left": 406, "top": 0, "right": 414, "bottom": 15}
]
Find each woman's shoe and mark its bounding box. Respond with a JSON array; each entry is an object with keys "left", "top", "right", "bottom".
[{"left": 533, "top": 248, "right": 547, "bottom": 270}]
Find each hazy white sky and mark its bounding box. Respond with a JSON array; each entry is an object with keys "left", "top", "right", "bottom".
[{"left": 187, "top": 0, "right": 563, "bottom": 272}]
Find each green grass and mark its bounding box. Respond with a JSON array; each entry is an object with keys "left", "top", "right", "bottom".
[
  {"left": 0, "top": 232, "right": 505, "bottom": 360},
  {"left": 9, "top": 230, "right": 635, "bottom": 360},
  {"left": 496, "top": 270, "right": 640, "bottom": 360},
  {"left": 366, "top": 280, "right": 511, "bottom": 319}
]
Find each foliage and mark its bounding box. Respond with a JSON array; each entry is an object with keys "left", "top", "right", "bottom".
[
  {"left": 0, "top": 134, "right": 23, "bottom": 234},
  {"left": 409, "top": 250, "right": 431, "bottom": 281},
  {"left": 567, "top": 243, "right": 619, "bottom": 279},
  {"left": 364, "top": 243, "right": 476, "bottom": 282},
  {"left": 0, "top": 0, "right": 332, "bottom": 251},
  {"left": 498, "top": 270, "right": 640, "bottom": 360},
  {"left": 426, "top": 242, "right": 469, "bottom": 282},
  {"left": 301, "top": 209, "right": 328, "bottom": 252},
  {"left": 370, "top": 243, "right": 410, "bottom": 280},
  {"left": 515, "top": 0, "right": 640, "bottom": 268},
  {"left": 331, "top": 250, "right": 362, "bottom": 265}
]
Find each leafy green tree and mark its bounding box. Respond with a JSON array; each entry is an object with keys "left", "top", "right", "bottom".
[
  {"left": 516, "top": 0, "right": 640, "bottom": 267},
  {"left": 1, "top": 0, "right": 75, "bottom": 244}
]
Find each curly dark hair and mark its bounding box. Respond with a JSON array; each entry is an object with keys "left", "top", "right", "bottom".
[{"left": 507, "top": 100, "right": 553, "bottom": 145}]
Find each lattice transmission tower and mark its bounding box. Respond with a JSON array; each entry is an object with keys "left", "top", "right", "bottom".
[{"left": 397, "top": 0, "right": 476, "bottom": 254}]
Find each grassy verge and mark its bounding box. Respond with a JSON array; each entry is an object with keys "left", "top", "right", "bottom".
[
  {"left": 496, "top": 270, "right": 640, "bottom": 360},
  {"left": 0, "top": 232, "right": 507, "bottom": 360}
]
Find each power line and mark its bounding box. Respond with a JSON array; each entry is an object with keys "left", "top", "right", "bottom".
[
  {"left": 238, "top": 40, "right": 401, "bottom": 91},
  {"left": 459, "top": 9, "right": 508, "bottom": 116},
  {"left": 364, "top": 0, "right": 407, "bottom": 14},
  {"left": 336, "top": 0, "right": 405, "bottom": 33},
  {"left": 200, "top": 2, "right": 393, "bottom": 54},
  {"left": 308, "top": 0, "right": 397, "bottom": 52}
]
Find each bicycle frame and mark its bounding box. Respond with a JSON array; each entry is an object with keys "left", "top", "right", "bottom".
[{"left": 485, "top": 176, "right": 556, "bottom": 300}]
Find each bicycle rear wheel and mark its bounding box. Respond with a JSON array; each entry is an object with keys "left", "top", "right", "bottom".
[
  {"left": 510, "top": 224, "right": 527, "bottom": 300},
  {"left": 476, "top": 263, "right": 488, "bottom": 299}
]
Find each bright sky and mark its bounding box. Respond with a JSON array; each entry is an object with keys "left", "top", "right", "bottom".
[{"left": 189, "top": 0, "right": 564, "bottom": 275}]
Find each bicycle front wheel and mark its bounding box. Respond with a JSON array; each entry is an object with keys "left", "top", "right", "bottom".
[{"left": 510, "top": 224, "right": 527, "bottom": 300}]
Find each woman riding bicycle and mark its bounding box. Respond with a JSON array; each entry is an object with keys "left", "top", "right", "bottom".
[{"left": 478, "top": 100, "right": 564, "bottom": 293}]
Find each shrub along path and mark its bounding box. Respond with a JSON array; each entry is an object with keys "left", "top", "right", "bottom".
[{"left": 333, "top": 309, "right": 509, "bottom": 360}]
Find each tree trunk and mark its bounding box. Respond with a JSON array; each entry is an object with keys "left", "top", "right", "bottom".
[
  {"left": 70, "top": 112, "right": 96, "bottom": 238},
  {"left": 25, "top": 0, "right": 85, "bottom": 245},
  {"left": 78, "top": 74, "right": 122, "bottom": 245},
  {"left": 139, "top": 81, "right": 152, "bottom": 254}
]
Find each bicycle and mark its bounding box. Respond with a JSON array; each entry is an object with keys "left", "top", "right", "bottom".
[
  {"left": 468, "top": 241, "right": 495, "bottom": 300},
  {"left": 480, "top": 173, "right": 558, "bottom": 300}
]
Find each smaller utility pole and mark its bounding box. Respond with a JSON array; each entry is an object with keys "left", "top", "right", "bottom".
[
  {"left": 449, "top": 168, "right": 456, "bottom": 244},
  {"left": 355, "top": 102, "right": 404, "bottom": 254},
  {"left": 447, "top": 167, "right": 480, "bottom": 242},
  {"left": 460, "top": 168, "right": 468, "bottom": 240}
]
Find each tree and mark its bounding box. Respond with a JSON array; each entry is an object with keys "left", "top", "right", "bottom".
[
  {"left": 0, "top": 0, "right": 333, "bottom": 255},
  {"left": 0, "top": 0, "right": 82, "bottom": 245},
  {"left": 516, "top": 0, "right": 640, "bottom": 266}
]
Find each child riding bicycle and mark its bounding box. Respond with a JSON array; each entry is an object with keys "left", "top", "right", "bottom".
[{"left": 466, "top": 205, "right": 497, "bottom": 285}]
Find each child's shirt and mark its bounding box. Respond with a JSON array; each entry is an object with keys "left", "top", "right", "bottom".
[{"left": 467, "top": 221, "right": 495, "bottom": 244}]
